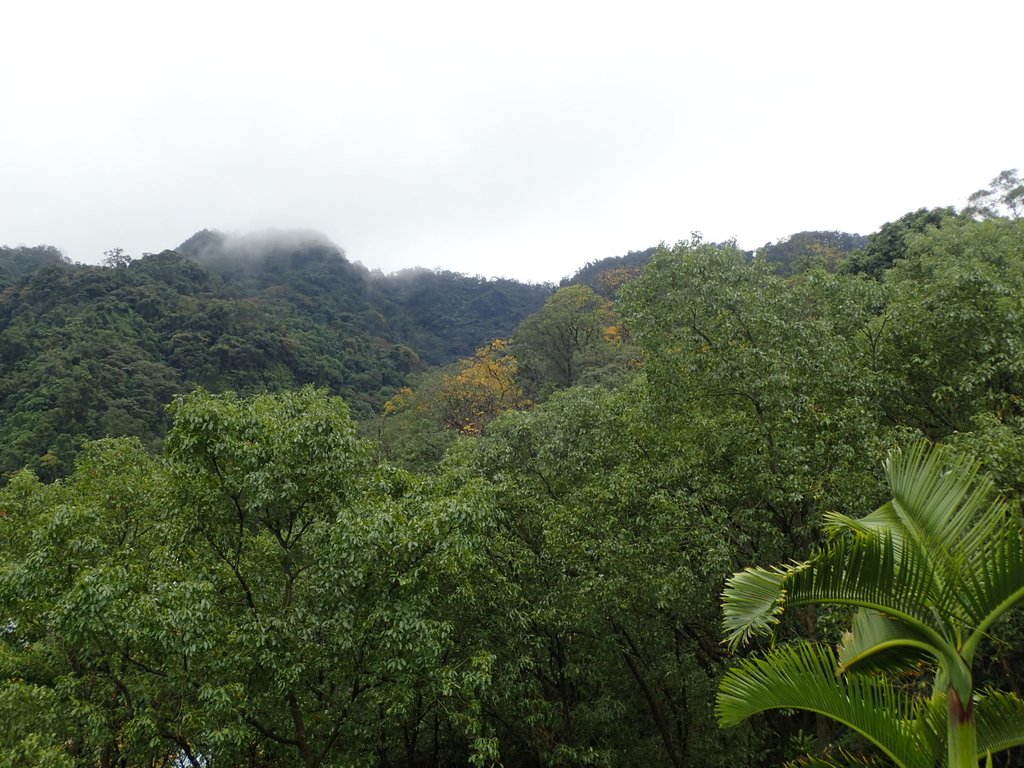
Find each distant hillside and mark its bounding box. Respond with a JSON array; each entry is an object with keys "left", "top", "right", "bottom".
[
  {"left": 559, "top": 233, "right": 872, "bottom": 288},
  {"left": 0, "top": 245, "right": 67, "bottom": 288},
  {"left": 0, "top": 230, "right": 550, "bottom": 479},
  {"left": 756, "top": 230, "right": 869, "bottom": 274},
  {"left": 179, "top": 229, "right": 551, "bottom": 365},
  {"left": 366, "top": 267, "right": 551, "bottom": 363},
  {"left": 561, "top": 246, "right": 658, "bottom": 296}
]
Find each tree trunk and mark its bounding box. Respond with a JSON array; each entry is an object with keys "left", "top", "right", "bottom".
[{"left": 948, "top": 688, "right": 979, "bottom": 768}]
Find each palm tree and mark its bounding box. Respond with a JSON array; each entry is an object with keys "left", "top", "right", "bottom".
[{"left": 717, "top": 442, "right": 1024, "bottom": 768}]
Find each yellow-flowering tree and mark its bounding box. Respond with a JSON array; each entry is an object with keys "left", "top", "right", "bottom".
[{"left": 438, "top": 339, "right": 527, "bottom": 435}]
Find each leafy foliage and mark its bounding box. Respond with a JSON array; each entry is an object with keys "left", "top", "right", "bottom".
[
  {"left": 0, "top": 232, "right": 550, "bottom": 480},
  {"left": 0, "top": 388, "right": 493, "bottom": 766},
  {"left": 719, "top": 443, "right": 1024, "bottom": 767},
  {"left": 560, "top": 246, "right": 657, "bottom": 296},
  {"left": 621, "top": 238, "right": 893, "bottom": 559},
  {"left": 435, "top": 338, "right": 528, "bottom": 435},
  {"left": 757, "top": 231, "right": 869, "bottom": 275},
  {"left": 841, "top": 208, "right": 957, "bottom": 278},
  {"left": 0, "top": 245, "right": 67, "bottom": 288},
  {"left": 513, "top": 284, "right": 634, "bottom": 396},
  {"left": 874, "top": 217, "right": 1024, "bottom": 438},
  {"left": 436, "top": 384, "right": 753, "bottom": 767}
]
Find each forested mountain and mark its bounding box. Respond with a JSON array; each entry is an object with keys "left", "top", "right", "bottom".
[
  {"left": 0, "top": 231, "right": 549, "bottom": 479},
  {"left": 0, "top": 245, "right": 67, "bottom": 288},
  {"left": 560, "top": 229, "right": 873, "bottom": 291},
  {"left": 755, "top": 230, "right": 870, "bottom": 274},
  {"left": 3, "top": 171, "right": 1024, "bottom": 767},
  {"left": 561, "top": 246, "right": 658, "bottom": 295},
  {"left": 177, "top": 229, "right": 552, "bottom": 364},
  {"left": 365, "top": 266, "right": 553, "bottom": 364}
]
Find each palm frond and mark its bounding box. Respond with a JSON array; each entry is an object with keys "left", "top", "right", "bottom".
[
  {"left": 721, "top": 561, "right": 808, "bottom": 649},
  {"left": 823, "top": 503, "right": 901, "bottom": 541},
  {"left": 976, "top": 690, "right": 1024, "bottom": 756},
  {"left": 837, "top": 609, "right": 933, "bottom": 675},
  {"left": 914, "top": 691, "right": 946, "bottom": 758},
  {"left": 885, "top": 442, "right": 1005, "bottom": 570},
  {"left": 788, "top": 527, "right": 975, "bottom": 698},
  {"left": 723, "top": 532, "right": 956, "bottom": 654},
  {"left": 716, "top": 643, "right": 936, "bottom": 768},
  {"left": 784, "top": 534, "right": 940, "bottom": 623},
  {"left": 958, "top": 525, "right": 1024, "bottom": 658}
]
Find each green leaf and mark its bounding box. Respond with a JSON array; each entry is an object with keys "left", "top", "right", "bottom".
[
  {"left": 975, "top": 690, "right": 1024, "bottom": 756},
  {"left": 721, "top": 561, "right": 807, "bottom": 649},
  {"left": 885, "top": 442, "right": 1006, "bottom": 573},
  {"left": 723, "top": 532, "right": 954, "bottom": 659},
  {"left": 716, "top": 643, "right": 936, "bottom": 768},
  {"left": 958, "top": 524, "right": 1024, "bottom": 659},
  {"left": 836, "top": 609, "right": 933, "bottom": 675}
]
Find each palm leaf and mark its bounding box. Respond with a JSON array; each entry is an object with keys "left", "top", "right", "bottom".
[
  {"left": 721, "top": 442, "right": 1024, "bottom": 765},
  {"left": 885, "top": 442, "right": 1005, "bottom": 571},
  {"left": 721, "top": 561, "right": 808, "bottom": 649},
  {"left": 784, "top": 512, "right": 976, "bottom": 699},
  {"left": 958, "top": 525, "right": 1024, "bottom": 658},
  {"left": 717, "top": 643, "right": 936, "bottom": 768},
  {"left": 914, "top": 691, "right": 946, "bottom": 759},
  {"left": 976, "top": 689, "right": 1024, "bottom": 756},
  {"left": 784, "top": 534, "right": 940, "bottom": 622},
  {"left": 836, "top": 609, "right": 933, "bottom": 675},
  {"left": 723, "top": 533, "right": 954, "bottom": 654},
  {"left": 823, "top": 503, "right": 902, "bottom": 541}
]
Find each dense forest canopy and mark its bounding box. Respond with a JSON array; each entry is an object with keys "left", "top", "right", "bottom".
[
  {"left": 0, "top": 245, "right": 68, "bottom": 288},
  {"left": 0, "top": 231, "right": 551, "bottom": 479},
  {"left": 2, "top": 170, "right": 1024, "bottom": 767},
  {"left": 755, "top": 230, "right": 870, "bottom": 274}
]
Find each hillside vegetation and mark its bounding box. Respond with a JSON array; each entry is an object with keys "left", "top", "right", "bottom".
[{"left": 0, "top": 231, "right": 550, "bottom": 479}]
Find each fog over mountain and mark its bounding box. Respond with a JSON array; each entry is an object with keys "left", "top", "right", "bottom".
[{"left": 2, "top": 2, "right": 1020, "bottom": 282}]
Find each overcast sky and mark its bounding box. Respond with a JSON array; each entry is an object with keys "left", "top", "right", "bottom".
[{"left": 2, "top": 1, "right": 1021, "bottom": 283}]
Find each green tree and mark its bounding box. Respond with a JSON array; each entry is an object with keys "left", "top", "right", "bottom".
[
  {"left": 513, "top": 284, "right": 618, "bottom": 395},
  {"left": 758, "top": 231, "right": 868, "bottom": 276},
  {"left": 101, "top": 247, "right": 133, "bottom": 268},
  {"left": 162, "top": 387, "right": 488, "bottom": 766},
  {"left": 873, "top": 217, "right": 1024, "bottom": 438},
  {"left": 1, "top": 388, "right": 494, "bottom": 766},
  {"left": 841, "top": 208, "right": 956, "bottom": 279},
  {"left": 718, "top": 442, "right": 1024, "bottom": 767},
  {"left": 439, "top": 383, "right": 764, "bottom": 767},
  {"left": 964, "top": 169, "right": 1023, "bottom": 221},
  {"left": 366, "top": 373, "right": 457, "bottom": 472},
  {"left": 620, "top": 240, "right": 892, "bottom": 561},
  {"left": 0, "top": 438, "right": 195, "bottom": 766},
  {"left": 0, "top": 245, "right": 67, "bottom": 287}
]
